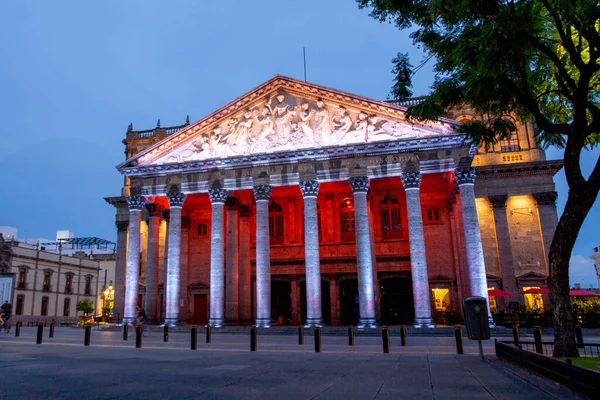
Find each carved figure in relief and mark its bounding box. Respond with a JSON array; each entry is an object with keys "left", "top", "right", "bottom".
[{"left": 330, "top": 106, "right": 353, "bottom": 143}]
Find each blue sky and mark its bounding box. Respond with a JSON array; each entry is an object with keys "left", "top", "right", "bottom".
[{"left": 1, "top": 1, "right": 598, "bottom": 287}]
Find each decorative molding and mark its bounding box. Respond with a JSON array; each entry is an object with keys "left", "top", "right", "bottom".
[
  {"left": 115, "top": 221, "right": 129, "bottom": 232},
  {"left": 299, "top": 180, "right": 319, "bottom": 197},
  {"left": 401, "top": 170, "right": 421, "bottom": 189},
  {"left": 454, "top": 167, "right": 476, "bottom": 185},
  {"left": 253, "top": 185, "right": 272, "bottom": 201},
  {"left": 349, "top": 176, "right": 369, "bottom": 193},
  {"left": 126, "top": 195, "right": 144, "bottom": 210},
  {"left": 488, "top": 195, "right": 508, "bottom": 209},
  {"left": 208, "top": 188, "right": 228, "bottom": 204},
  {"left": 533, "top": 191, "right": 558, "bottom": 206},
  {"left": 167, "top": 191, "right": 186, "bottom": 207}
]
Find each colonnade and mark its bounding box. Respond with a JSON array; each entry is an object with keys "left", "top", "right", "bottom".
[{"left": 122, "top": 167, "right": 492, "bottom": 327}]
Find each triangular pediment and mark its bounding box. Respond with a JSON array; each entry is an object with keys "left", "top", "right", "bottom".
[{"left": 119, "top": 75, "right": 459, "bottom": 170}]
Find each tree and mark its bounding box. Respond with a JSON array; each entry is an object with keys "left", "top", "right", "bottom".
[
  {"left": 357, "top": 0, "right": 600, "bottom": 357},
  {"left": 76, "top": 299, "right": 95, "bottom": 317}
]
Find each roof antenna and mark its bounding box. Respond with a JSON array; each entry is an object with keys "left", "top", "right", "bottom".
[{"left": 303, "top": 47, "right": 307, "bottom": 82}]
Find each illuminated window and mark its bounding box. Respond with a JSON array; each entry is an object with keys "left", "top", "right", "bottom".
[
  {"left": 340, "top": 197, "right": 355, "bottom": 242},
  {"left": 269, "top": 201, "right": 285, "bottom": 245},
  {"left": 380, "top": 194, "right": 402, "bottom": 239},
  {"left": 426, "top": 209, "right": 441, "bottom": 223}
]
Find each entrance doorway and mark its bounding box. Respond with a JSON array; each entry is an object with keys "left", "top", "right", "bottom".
[
  {"left": 299, "top": 280, "right": 331, "bottom": 325},
  {"left": 271, "top": 280, "right": 291, "bottom": 322},
  {"left": 380, "top": 277, "right": 414, "bottom": 325},
  {"left": 192, "top": 294, "right": 207, "bottom": 325},
  {"left": 338, "top": 279, "right": 359, "bottom": 325}
]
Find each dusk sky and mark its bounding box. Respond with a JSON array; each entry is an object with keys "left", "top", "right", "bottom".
[{"left": 1, "top": 1, "right": 598, "bottom": 286}]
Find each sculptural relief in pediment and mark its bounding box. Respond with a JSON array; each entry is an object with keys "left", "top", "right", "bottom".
[{"left": 148, "top": 91, "right": 453, "bottom": 165}]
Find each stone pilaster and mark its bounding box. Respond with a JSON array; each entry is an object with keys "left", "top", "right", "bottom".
[
  {"left": 254, "top": 184, "right": 272, "bottom": 327},
  {"left": 144, "top": 203, "right": 161, "bottom": 322},
  {"left": 225, "top": 196, "right": 239, "bottom": 322},
  {"left": 238, "top": 204, "right": 252, "bottom": 322},
  {"left": 455, "top": 167, "right": 494, "bottom": 325},
  {"left": 489, "top": 195, "right": 519, "bottom": 297},
  {"left": 401, "top": 171, "right": 434, "bottom": 328},
  {"left": 349, "top": 176, "right": 377, "bottom": 328},
  {"left": 208, "top": 188, "right": 228, "bottom": 327},
  {"left": 300, "top": 180, "right": 322, "bottom": 326},
  {"left": 533, "top": 191, "right": 558, "bottom": 270},
  {"left": 165, "top": 191, "right": 186, "bottom": 326},
  {"left": 114, "top": 220, "right": 129, "bottom": 321},
  {"left": 124, "top": 195, "right": 144, "bottom": 324}
]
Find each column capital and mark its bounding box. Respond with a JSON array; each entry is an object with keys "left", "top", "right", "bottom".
[
  {"left": 167, "top": 191, "right": 186, "bottom": 207},
  {"left": 401, "top": 170, "right": 421, "bottom": 189},
  {"left": 349, "top": 176, "right": 369, "bottom": 193},
  {"left": 299, "top": 180, "right": 320, "bottom": 197},
  {"left": 115, "top": 221, "right": 129, "bottom": 232},
  {"left": 253, "top": 185, "right": 272, "bottom": 201},
  {"left": 533, "top": 191, "right": 558, "bottom": 206},
  {"left": 145, "top": 202, "right": 162, "bottom": 216},
  {"left": 454, "top": 167, "right": 476, "bottom": 185},
  {"left": 488, "top": 195, "right": 508, "bottom": 209},
  {"left": 126, "top": 195, "right": 145, "bottom": 210},
  {"left": 225, "top": 196, "right": 239, "bottom": 210}
]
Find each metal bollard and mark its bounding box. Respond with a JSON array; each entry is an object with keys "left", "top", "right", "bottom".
[
  {"left": 512, "top": 325, "right": 520, "bottom": 347},
  {"left": 250, "top": 326, "right": 257, "bottom": 351},
  {"left": 164, "top": 325, "right": 169, "bottom": 342},
  {"left": 454, "top": 327, "right": 464, "bottom": 354},
  {"left": 533, "top": 326, "right": 543, "bottom": 354},
  {"left": 206, "top": 325, "right": 211, "bottom": 344},
  {"left": 575, "top": 325, "right": 584, "bottom": 349},
  {"left": 298, "top": 326, "right": 304, "bottom": 345},
  {"left": 36, "top": 324, "right": 43, "bottom": 344},
  {"left": 15, "top": 321, "right": 21, "bottom": 337},
  {"left": 123, "top": 324, "right": 128, "bottom": 341},
  {"left": 314, "top": 327, "right": 322, "bottom": 353},
  {"left": 400, "top": 326, "right": 407, "bottom": 346},
  {"left": 348, "top": 326, "right": 354, "bottom": 346},
  {"left": 382, "top": 327, "right": 390, "bottom": 354},
  {"left": 84, "top": 325, "right": 91, "bottom": 346},
  {"left": 191, "top": 326, "right": 198, "bottom": 350},
  {"left": 49, "top": 322, "right": 55, "bottom": 338},
  {"left": 135, "top": 326, "right": 142, "bottom": 348}
]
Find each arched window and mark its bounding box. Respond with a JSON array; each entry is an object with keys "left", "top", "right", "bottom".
[
  {"left": 340, "top": 197, "right": 355, "bottom": 242},
  {"left": 380, "top": 194, "right": 402, "bottom": 239},
  {"left": 269, "top": 201, "right": 285, "bottom": 245}
]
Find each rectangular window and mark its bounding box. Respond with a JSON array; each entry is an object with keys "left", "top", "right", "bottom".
[
  {"left": 197, "top": 224, "right": 208, "bottom": 236},
  {"left": 41, "top": 296, "right": 49, "bottom": 316},
  {"left": 84, "top": 276, "right": 92, "bottom": 296},
  {"left": 426, "top": 209, "right": 441, "bottom": 223},
  {"left": 63, "top": 298, "right": 70, "bottom": 317},
  {"left": 16, "top": 295, "right": 24, "bottom": 315},
  {"left": 65, "top": 274, "right": 73, "bottom": 294},
  {"left": 18, "top": 268, "right": 27, "bottom": 289}
]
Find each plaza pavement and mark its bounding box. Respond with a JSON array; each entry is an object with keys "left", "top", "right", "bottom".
[{"left": 0, "top": 327, "right": 585, "bottom": 399}]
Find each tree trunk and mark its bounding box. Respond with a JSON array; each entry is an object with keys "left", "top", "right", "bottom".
[{"left": 550, "top": 183, "right": 598, "bottom": 357}]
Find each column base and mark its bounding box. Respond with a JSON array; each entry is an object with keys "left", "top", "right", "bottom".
[
  {"left": 255, "top": 318, "right": 271, "bottom": 328},
  {"left": 413, "top": 317, "right": 435, "bottom": 328},
  {"left": 208, "top": 318, "right": 224, "bottom": 328},
  {"left": 357, "top": 318, "right": 378, "bottom": 329},
  {"left": 303, "top": 318, "right": 323, "bottom": 328},
  {"left": 164, "top": 318, "right": 178, "bottom": 327}
]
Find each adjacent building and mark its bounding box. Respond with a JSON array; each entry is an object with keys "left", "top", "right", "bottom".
[{"left": 106, "top": 75, "right": 561, "bottom": 327}]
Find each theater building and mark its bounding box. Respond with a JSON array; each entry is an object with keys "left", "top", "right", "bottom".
[{"left": 106, "top": 75, "right": 562, "bottom": 327}]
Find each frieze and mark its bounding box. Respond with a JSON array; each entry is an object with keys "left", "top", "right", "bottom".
[
  {"left": 454, "top": 167, "right": 476, "bottom": 185},
  {"left": 299, "top": 180, "right": 320, "bottom": 197},
  {"left": 253, "top": 185, "right": 272, "bottom": 201},
  {"left": 401, "top": 170, "right": 421, "bottom": 189},
  {"left": 167, "top": 191, "right": 186, "bottom": 207},
  {"left": 533, "top": 191, "right": 558, "bottom": 206},
  {"left": 208, "top": 188, "right": 228, "bottom": 204},
  {"left": 349, "top": 176, "right": 369, "bottom": 193},
  {"left": 126, "top": 195, "right": 145, "bottom": 210}
]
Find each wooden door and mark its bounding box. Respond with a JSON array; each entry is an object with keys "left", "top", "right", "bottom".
[{"left": 193, "top": 294, "right": 207, "bottom": 325}]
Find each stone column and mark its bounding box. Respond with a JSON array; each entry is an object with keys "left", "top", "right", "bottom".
[
  {"left": 349, "top": 176, "right": 377, "bottom": 328},
  {"left": 238, "top": 204, "right": 252, "bottom": 322},
  {"left": 124, "top": 195, "right": 144, "bottom": 325},
  {"left": 114, "top": 220, "right": 129, "bottom": 321},
  {"left": 300, "top": 180, "right": 323, "bottom": 326},
  {"left": 225, "top": 197, "right": 240, "bottom": 322},
  {"left": 144, "top": 203, "right": 161, "bottom": 322},
  {"left": 401, "top": 171, "right": 435, "bottom": 328},
  {"left": 165, "top": 192, "right": 186, "bottom": 326},
  {"left": 254, "top": 184, "right": 272, "bottom": 327},
  {"left": 455, "top": 167, "right": 494, "bottom": 325},
  {"left": 489, "top": 195, "right": 519, "bottom": 296},
  {"left": 533, "top": 191, "right": 559, "bottom": 269},
  {"left": 208, "top": 188, "right": 228, "bottom": 327}
]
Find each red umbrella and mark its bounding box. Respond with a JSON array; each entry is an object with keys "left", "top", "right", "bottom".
[
  {"left": 488, "top": 288, "right": 515, "bottom": 296},
  {"left": 519, "top": 287, "right": 550, "bottom": 295},
  {"left": 570, "top": 289, "right": 600, "bottom": 297}
]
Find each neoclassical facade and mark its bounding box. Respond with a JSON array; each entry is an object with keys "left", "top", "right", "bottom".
[{"left": 106, "top": 75, "right": 561, "bottom": 327}]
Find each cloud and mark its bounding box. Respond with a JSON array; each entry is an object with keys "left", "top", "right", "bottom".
[{"left": 569, "top": 254, "right": 599, "bottom": 288}]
